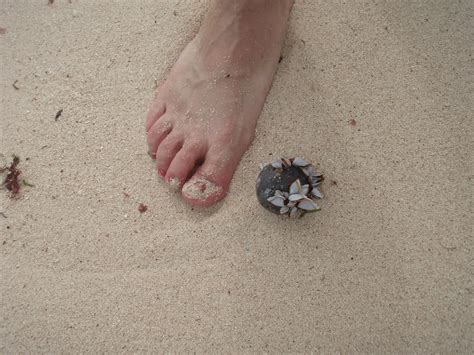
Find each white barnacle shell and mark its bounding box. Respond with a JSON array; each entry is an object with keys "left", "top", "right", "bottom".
[
  {"left": 292, "top": 157, "right": 310, "bottom": 167},
  {"left": 289, "top": 179, "right": 302, "bottom": 195},
  {"left": 311, "top": 187, "right": 323, "bottom": 199},
  {"left": 302, "top": 165, "right": 315, "bottom": 176},
  {"left": 271, "top": 160, "right": 283, "bottom": 169},
  {"left": 297, "top": 197, "right": 320, "bottom": 211},
  {"left": 287, "top": 201, "right": 297, "bottom": 208},
  {"left": 300, "top": 184, "right": 310, "bottom": 196},
  {"left": 275, "top": 190, "right": 290, "bottom": 199},
  {"left": 267, "top": 195, "right": 285, "bottom": 207},
  {"left": 310, "top": 169, "right": 323, "bottom": 179},
  {"left": 310, "top": 174, "right": 323, "bottom": 187},
  {"left": 289, "top": 207, "right": 302, "bottom": 219},
  {"left": 289, "top": 193, "right": 305, "bottom": 202},
  {"left": 274, "top": 190, "right": 284, "bottom": 197}
]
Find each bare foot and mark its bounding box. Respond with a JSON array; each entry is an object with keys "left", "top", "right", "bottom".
[{"left": 146, "top": 0, "right": 293, "bottom": 206}]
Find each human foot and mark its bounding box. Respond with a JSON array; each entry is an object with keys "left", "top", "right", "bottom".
[{"left": 146, "top": 0, "right": 294, "bottom": 206}]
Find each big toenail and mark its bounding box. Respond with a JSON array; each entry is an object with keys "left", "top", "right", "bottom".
[{"left": 182, "top": 178, "right": 223, "bottom": 200}]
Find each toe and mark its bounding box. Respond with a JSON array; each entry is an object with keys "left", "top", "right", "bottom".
[
  {"left": 155, "top": 134, "right": 184, "bottom": 177},
  {"left": 181, "top": 147, "right": 239, "bottom": 206},
  {"left": 146, "top": 101, "right": 166, "bottom": 132},
  {"left": 146, "top": 118, "right": 172, "bottom": 159},
  {"left": 164, "top": 141, "right": 206, "bottom": 189}
]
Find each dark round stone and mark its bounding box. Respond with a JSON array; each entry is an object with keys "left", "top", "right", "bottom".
[{"left": 256, "top": 163, "right": 311, "bottom": 214}]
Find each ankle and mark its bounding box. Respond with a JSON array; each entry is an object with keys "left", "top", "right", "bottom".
[{"left": 194, "top": 0, "right": 293, "bottom": 70}]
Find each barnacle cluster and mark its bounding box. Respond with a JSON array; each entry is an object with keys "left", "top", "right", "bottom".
[{"left": 256, "top": 157, "right": 323, "bottom": 219}]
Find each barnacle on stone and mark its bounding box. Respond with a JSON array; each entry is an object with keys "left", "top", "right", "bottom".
[{"left": 256, "top": 157, "right": 324, "bottom": 219}]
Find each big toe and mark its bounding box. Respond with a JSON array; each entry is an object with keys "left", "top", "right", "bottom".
[{"left": 181, "top": 148, "right": 239, "bottom": 207}]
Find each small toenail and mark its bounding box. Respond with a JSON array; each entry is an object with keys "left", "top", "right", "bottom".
[{"left": 158, "top": 168, "right": 166, "bottom": 177}]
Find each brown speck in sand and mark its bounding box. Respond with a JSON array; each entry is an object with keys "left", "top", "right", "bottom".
[
  {"left": 22, "top": 180, "right": 34, "bottom": 187},
  {"left": 2, "top": 156, "right": 21, "bottom": 198},
  {"left": 122, "top": 191, "right": 130, "bottom": 198},
  {"left": 0, "top": 212, "right": 6, "bottom": 218},
  {"left": 55, "top": 109, "right": 63, "bottom": 121},
  {"left": 48, "top": 0, "right": 54, "bottom": 5},
  {"left": 331, "top": 180, "right": 337, "bottom": 186},
  {"left": 182, "top": 177, "right": 222, "bottom": 200},
  {"left": 0, "top": 27, "right": 7, "bottom": 35},
  {"left": 173, "top": 10, "right": 177, "bottom": 16},
  {"left": 278, "top": 55, "right": 283, "bottom": 63},
  {"left": 138, "top": 203, "right": 148, "bottom": 213},
  {"left": 349, "top": 119, "right": 356, "bottom": 126},
  {"left": 12, "top": 80, "right": 20, "bottom": 90}
]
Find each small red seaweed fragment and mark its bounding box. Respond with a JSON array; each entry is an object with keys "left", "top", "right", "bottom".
[
  {"left": 138, "top": 203, "right": 148, "bottom": 213},
  {"left": 55, "top": 109, "right": 63, "bottom": 121},
  {"left": 2, "top": 156, "right": 21, "bottom": 198},
  {"left": 0, "top": 28, "right": 6, "bottom": 35},
  {"left": 349, "top": 118, "right": 357, "bottom": 126}
]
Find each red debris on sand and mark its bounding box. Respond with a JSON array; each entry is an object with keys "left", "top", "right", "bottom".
[
  {"left": 138, "top": 203, "right": 148, "bottom": 213},
  {"left": 0, "top": 28, "right": 7, "bottom": 35},
  {"left": 349, "top": 119, "right": 357, "bottom": 126},
  {"left": 2, "top": 156, "right": 21, "bottom": 198}
]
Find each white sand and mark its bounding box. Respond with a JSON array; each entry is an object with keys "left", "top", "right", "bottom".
[{"left": 1, "top": 0, "right": 472, "bottom": 352}]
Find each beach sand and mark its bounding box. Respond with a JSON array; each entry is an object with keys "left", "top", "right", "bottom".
[{"left": 1, "top": 0, "right": 472, "bottom": 352}]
